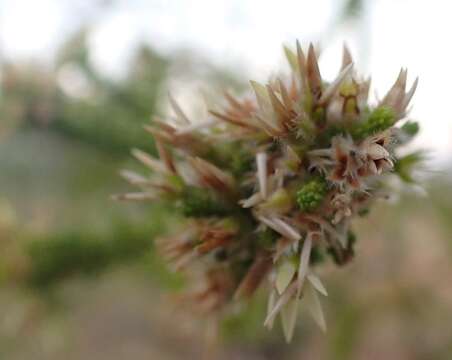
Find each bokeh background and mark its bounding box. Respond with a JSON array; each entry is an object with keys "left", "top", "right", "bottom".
[{"left": 1, "top": 0, "right": 452, "bottom": 359}]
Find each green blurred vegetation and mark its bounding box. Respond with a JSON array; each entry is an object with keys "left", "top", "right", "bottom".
[
  {"left": 1, "top": 28, "right": 243, "bottom": 155},
  {"left": 0, "top": 26, "right": 244, "bottom": 291},
  {"left": 26, "top": 217, "right": 162, "bottom": 289},
  {"left": 0, "top": 26, "right": 248, "bottom": 356}
]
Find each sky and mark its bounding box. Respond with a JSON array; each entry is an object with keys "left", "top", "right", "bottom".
[{"left": 0, "top": 0, "right": 451, "bottom": 164}]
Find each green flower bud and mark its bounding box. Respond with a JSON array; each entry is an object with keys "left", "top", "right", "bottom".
[
  {"left": 296, "top": 178, "right": 328, "bottom": 212},
  {"left": 352, "top": 106, "right": 395, "bottom": 139}
]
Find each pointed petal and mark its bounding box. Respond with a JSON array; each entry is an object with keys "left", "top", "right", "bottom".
[
  {"left": 273, "top": 218, "right": 301, "bottom": 242},
  {"left": 266, "top": 289, "right": 277, "bottom": 330},
  {"left": 251, "top": 81, "right": 282, "bottom": 132},
  {"left": 357, "top": 76, "right": 372, "bottom": 111},
  {"left": 239, "top": 192, "right": 263, "bottom": 208},
  {"left": 142, "top": 125, "right": 172, "bottom": 144},
  {"left": 251, "top": 80, "right": 272, "bottom": 111},
  {"left": 307, "top": 43, "right": 322, "bottom": 100},
  {"left": 209, "top": 110, "right": 257, "bottom": 130},
  {"left": 381, "top": 68, "right": 407, "bottom": 106},
  {"left": 264, "top": 281, "right": 297, "bottom": 327},
  {"left": 280, "top": 296, "right": 299, "bottom": 343},
  {"left": 267, "top": 85, "right": 290, "bottom": 120},
  {"left": 399, "top": 68, "right": 408, "bottom": 91},
  {"left": 119, "top": 170, "right": 148, "bottom": 185},
  {"left": 278, "top": 79, "right": 293, "bottom": 110},
  {"left": 304, "top": 282, "right": 327, "bottom": 332},
  {"left": 259, "top": 216, "right": 301, "bottom": 242},
  {"left": 296, "top": 40, "right": 308, "bottom": 92},
  {"left": 284, "top": 45, "right": 298, "bottom": 71},
  {"left": 341, "top": 44, "right": 353, "bottom": 70},
  {"left": 155, "top": 137, "right": 177, "bottom": 174},
  {"left": 307, "top": 273, "right": 328, "bottom": 296},
  {"left": 132, "top": 148, "right": 167, "bottom": 173},
  {"left": 111, "top": 192, "right": 155, "bottom": 201},
  {"left": 168, "top": 93, "right": 190, "bottom": 124},
  {"left": 256, "top": 152, "right": 268, "bottom": 199},
  {"left": 223, "top": 90, "right": 242, "bottom": 109},
  {"left": 319, "top": 63, "right": 354, "bottom": 105},
  {"left": 276, "top": 260, "right": 296, "bottom": 295},
  {"left": 297, "top": 234, "right": 312, "bottom": 291},
  {"left": 253, "top": 115, "right": 283, "bottom": 137},
  {"left": 402, "top": 77, "right": 419, "bottom": 110}
]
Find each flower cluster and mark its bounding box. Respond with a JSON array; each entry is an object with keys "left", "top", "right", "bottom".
[{"left": 116, "top": 42, "right": 421, "bottom": 342}]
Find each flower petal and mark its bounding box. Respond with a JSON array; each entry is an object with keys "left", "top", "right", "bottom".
[
  {"left": 307, "top": 273, "right": 328, "bottom": 296},
  {"left": 304, "top": 282, "right": 327, "bottom": 332},
  {"left": 276, "top": 260, "right": 296, "bottom": 295}
]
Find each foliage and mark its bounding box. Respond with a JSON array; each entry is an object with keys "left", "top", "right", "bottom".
[{"left": 25, "top": 216, "right": 164, "bottom": 289}]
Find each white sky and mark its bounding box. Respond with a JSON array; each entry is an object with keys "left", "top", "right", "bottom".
[{"left": 1, "top": 0, "right": 451, "bottom": 164}]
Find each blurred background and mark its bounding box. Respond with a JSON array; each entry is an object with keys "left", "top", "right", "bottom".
[{"left": 1, "top": 0, "right": 452, "bottom": 359}]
